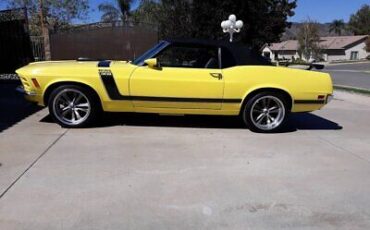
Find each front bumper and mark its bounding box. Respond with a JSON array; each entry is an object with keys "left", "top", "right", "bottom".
[
  {"left": 16, "top": 85, "right": 43, "bottom": 105},
  {"left": 16, "top": 85, "right": 37, "bottom": 96}
]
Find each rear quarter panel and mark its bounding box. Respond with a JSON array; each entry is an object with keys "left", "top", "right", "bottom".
[{"left": 222, "top": 65, "right": 333, "bottom": 112}]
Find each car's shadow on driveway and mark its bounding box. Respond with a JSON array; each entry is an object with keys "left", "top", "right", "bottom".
[
  {"left": 0, "top": 82, "right": 41, "bottom": 133},
  {"left": 41, "top": 112, "right": 343, "bottom": 132},
  {"left": 279, "top": 113, "right": 343, "bottom": 133}
]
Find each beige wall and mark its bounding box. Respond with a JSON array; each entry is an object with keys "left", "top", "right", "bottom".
[
  {"left": 325, "top": 41, "right": 368, "bottom": 62},
  {"left": 325, "top": 50, "right": 346, "bottom": 62},
  {"left": 345, "top": 41, "right": 368, "bottom": 60}
]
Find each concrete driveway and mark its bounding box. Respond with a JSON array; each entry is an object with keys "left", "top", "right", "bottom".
[
  {"left": 1, "top": 90, "right": 370, "bottom": 229},
  {"left": 323, "top": 62, "right": 370, "bottom": 89}
]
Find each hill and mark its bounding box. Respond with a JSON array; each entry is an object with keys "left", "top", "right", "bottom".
[{"left": 282, "top": 22, "right": 353, "bottom": 40}]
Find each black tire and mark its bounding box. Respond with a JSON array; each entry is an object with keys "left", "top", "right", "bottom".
[
  {"left": 241, "top": 92, "right": 290, "bottom": 133},
  {"left": 48, "top": 85, "right": 101, "bottom": 128}
]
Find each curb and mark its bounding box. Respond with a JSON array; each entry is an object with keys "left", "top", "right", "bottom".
[
  {"left": 328, "top": 61, "right": 370, "bottom": 66},
  {"left": 334, "top": 85, "right": 370, "bottom": 96}
]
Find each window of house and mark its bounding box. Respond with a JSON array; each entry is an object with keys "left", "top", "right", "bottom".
[
  {"left": 156, "top": 45, "right": 219, "bottom": 69},
  {"left": 350, "top": 51, "right": 359, "bottom": 60}
]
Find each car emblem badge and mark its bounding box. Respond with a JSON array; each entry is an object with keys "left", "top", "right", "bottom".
[{"left": 99, "top": 69, "right": 113, "bottom": 77}]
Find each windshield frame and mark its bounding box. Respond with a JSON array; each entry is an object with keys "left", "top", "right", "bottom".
[{"left": 132, "top": 41, "right": 170, "bottom": 66}]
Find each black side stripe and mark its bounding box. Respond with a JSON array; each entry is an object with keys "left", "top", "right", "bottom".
[
  {"left": 99, "top": 69, "right": 241, "bottom": 103},
  {"left": 99, "top": 69, "right": 129, "bottom": 100},
  {"left": 129, "top": 96, "right": 241, "bottom": 103},
  {"left": 294, "top": 100, "right": 326, "bottom": 104}
]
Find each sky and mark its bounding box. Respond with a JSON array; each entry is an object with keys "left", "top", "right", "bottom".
[
  {"left": 0, "top": 0, "right": 369, "bottom": 24},
  {"left": 289, "top": 0, "right": 370, "bottom": 23},
  {"left": 87, "top": 0, "right": 140, "bottom": 23}
]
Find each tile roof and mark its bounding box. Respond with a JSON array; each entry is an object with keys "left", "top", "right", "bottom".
[
  {"left": 320, "top": 35, "right": 368, "bottom": 49},
  {"left": 268, "top": 35, "right": 368, "bottom": 51},
  {"left": 269, "top": 40, "right": 299, "bottom": 51}
]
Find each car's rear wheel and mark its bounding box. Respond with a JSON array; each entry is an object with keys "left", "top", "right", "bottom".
[
  {"left": 48, "top": 85, "right": 100, "bottom": 128},
  {"left": 242, "top": 92, "right": 289, "bottom": 133}
]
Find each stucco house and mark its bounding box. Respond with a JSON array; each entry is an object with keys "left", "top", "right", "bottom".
[{"left": 262, "top": 35, "right": 369, "bottom": 62}]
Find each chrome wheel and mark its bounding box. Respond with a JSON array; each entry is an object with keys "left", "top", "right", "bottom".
[
  {"left": 52, "top": 89, "right": 91, "bottom": 126},
  {"left": 249, "top": 95, "right": 285, "bottom": 131}
]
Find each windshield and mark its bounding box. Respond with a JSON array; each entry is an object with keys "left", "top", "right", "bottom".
[{"left": 132, "top": 41, "right": 169, "bottom": 66}]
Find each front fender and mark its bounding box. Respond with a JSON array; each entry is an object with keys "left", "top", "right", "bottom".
[{"left": 42, "top": 78, "right": 107, "bottom": 106}]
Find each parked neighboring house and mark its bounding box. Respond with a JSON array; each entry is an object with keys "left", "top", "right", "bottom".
[{"left": 262, "top": 35, "right": 369, "bottom": 62}]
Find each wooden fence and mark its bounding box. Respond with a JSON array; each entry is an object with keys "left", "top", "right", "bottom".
[{"left": 50, "top": 22, "right": 159, "bottom": 61}]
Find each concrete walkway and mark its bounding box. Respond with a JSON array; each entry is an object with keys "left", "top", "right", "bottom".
[{"left": 1, "top": 91, "right": 370, "bottom": 229}]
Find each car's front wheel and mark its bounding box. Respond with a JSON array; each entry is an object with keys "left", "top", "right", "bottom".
[
  {"left": 242, "top": 92, "right": 289, "bottom": 133},
  {"left": 48, "top": 85, "right": 100, "bottom": 128}
]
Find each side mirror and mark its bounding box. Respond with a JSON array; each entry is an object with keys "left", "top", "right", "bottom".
[{"left": 144, "top": 58, "right": 159, "bottom": 69}]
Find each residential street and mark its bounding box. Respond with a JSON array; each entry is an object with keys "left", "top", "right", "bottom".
[
  {"left": 1, "top": 89, "right": 370, "bottom": 229},
  {"left": 323, "top": 62, "right": 370, "bottom": 89}
]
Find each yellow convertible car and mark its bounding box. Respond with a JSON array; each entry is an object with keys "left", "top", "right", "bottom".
[{"left": 16, "top": 39, "right": 333, "bottom": 132}]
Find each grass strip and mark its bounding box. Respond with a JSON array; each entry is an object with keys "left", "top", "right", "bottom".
[{"left": 334, "top": 85, "right": 370, "bottom": 96}]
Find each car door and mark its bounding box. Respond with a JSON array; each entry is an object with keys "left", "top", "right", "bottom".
[{"left": 129, "top": 44, "right": 224, "bottom": 109}]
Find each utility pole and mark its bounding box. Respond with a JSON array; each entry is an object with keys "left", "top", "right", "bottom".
[{"left": 39, "top": 0, "right": 51, "bottom": 60}]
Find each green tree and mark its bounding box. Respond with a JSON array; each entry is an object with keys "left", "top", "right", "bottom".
[
  {"left": 98, "top": 0, "right": 133, "bottom": 23},
  {"left": 329, "top": 19, "right": 345, "bottom": 35},
  {"left": 157, "top": 0, "right": 192, "bottom": 38},
  {"left": 117, "top": 0, "right": 133, "bottom": 21},
  {"left": 297, "top": 19, "right": 322, "bottom": 61},
  {"left": 99, "top": 3, "right": 121, "bottom": 22},
  {"left": 156, "top": 0, "right": 297, "bottom": 50},
  {"left": 7, "top": 0, "right": 89, "bottom": 33},
  {"left": 131, "top": 0, "right": 161, "bottom": 25},
  {"left": 7, "top": 0, "right": 89, "bottom": 60},
  {"left": 348, "top": 4, "right": 370, "bottom": 35}
]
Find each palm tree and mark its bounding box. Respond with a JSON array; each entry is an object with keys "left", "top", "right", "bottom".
[
  {"left": 98, "top": 0, "right": 133, "bottom": 23},
  {"left": 117, "top": 0, "right": 133, "bottom": 22},
  {"left": 329, "top": 19, "right": 345, "bottom": 36},
  {"left": 99, "top": 3, "right": 121, "bottom": 22},
  {"left": 131, "top": 0, "right": 160, "bottom": 24}
]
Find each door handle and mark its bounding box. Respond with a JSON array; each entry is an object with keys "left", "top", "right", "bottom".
[{"left": 210, "top": 73, "right": 223, "bottom": 80}]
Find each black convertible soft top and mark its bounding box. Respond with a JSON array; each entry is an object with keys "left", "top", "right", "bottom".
[{"left": 164, "top": 38, "right": 272, "bottom": 67}]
